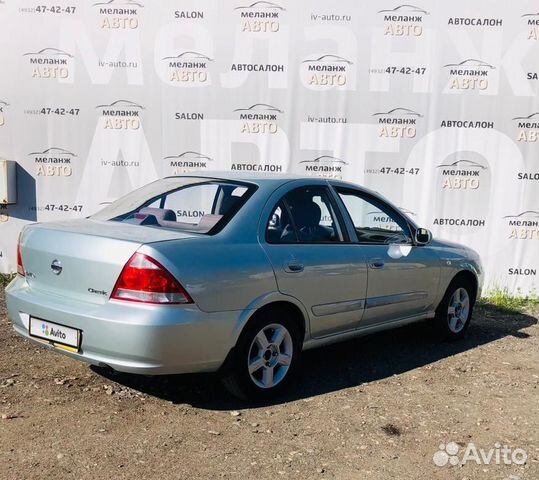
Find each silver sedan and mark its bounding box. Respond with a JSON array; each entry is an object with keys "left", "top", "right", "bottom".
[{"left": 6, "top": 173, "right": 483, "bottom": 400}]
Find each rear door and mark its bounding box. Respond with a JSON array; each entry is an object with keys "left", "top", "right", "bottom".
[
  {"left": 261, "top": 183, "right": 368, "bottom": 338},
  {"left": 333, "top": 186, "right": 441, "bottom": 326}
]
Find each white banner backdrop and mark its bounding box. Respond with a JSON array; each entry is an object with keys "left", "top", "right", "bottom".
[{"left": 0, "top": 0, "right": 538, "bottom": 295}]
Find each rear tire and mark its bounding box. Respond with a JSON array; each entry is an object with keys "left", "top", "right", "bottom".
[
  {"left": 220, "top": 308, "right": 302, "bottom": 401},
  {"left": 433, "top": 277, "right": 475, "bottom": 341}
]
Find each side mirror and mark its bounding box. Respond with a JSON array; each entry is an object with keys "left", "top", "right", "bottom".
[{"left": 415, "top": 228, "right": 432, "bottom": 245}]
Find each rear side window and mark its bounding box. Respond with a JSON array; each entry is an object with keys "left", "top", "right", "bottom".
[
  {"left": 92, "top": 178, "right": 254, "bottom": 234},
  {"left": 266, "top": 186, "right": 345, "bottom": 244}
]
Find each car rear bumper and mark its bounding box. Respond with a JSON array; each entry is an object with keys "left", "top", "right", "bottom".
[{"left": 6, "top": 277, "right": 243, "bottom": 375}]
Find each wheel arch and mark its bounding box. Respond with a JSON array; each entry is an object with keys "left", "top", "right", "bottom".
[
  {"left": 248, "top": 301, "right": 307, "bottom": 341},
  {"left": 220, "top": 297, "right": 308, "bottom": 374},
  {"left": 233, "top": 294, "right": 309, "bottom": 346},
  {"left": 448, "top": 269, "right": 479, "bottom": 304}
]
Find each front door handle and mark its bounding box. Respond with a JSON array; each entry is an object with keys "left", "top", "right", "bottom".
[
  {"left": 285, "top": 262, "right": 304, "bottom": 273},
  {"left": 369, "top": 258, "right": 385, "bottom": 269}
]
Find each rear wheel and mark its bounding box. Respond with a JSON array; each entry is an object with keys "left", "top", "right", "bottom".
[
  {"left": 220, "top": 308, "right": 302, "bottom": 401},
  {"left": 433, "top": 277, "right": 475, "bottom": 340}
]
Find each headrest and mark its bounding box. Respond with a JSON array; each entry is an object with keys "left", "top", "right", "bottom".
[
  {"left": 219, "top": 195, "right": 240, "bottom": 215},
  {"left": 139, "top": 207, "right": 177, "bottom": 222},
  {"left": 292, "top": 202, "right": 321, "bottom": 228}
]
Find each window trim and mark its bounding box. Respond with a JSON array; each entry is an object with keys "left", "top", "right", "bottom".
[
  {"left": 265, "top": 185, "right": 350, "bottom": 245},
  {"left": 333, "top": 186, "right": 414, "bottom": 246}
]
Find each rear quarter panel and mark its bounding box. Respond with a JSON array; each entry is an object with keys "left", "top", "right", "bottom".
[{"left": 140, "top": 236, "right": 278, "bottom": 313}]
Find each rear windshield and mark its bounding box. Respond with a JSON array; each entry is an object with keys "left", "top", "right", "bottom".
[{"left": 91, "top": 177, "right": 255, "bottom": 234}]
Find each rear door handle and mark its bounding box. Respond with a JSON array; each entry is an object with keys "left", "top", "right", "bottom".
[
  {"left": 285, "top": 262, "right": 304, "bottom": 273},
  {"left": 369, "top": 258, "right": 385, "bottom": 269}
]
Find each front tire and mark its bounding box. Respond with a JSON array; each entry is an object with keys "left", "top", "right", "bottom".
[
  {"left": 220, "top": 308, "right": 302, "bottom": 401},
  {"left": 433, "top": 277, "right": 475, "bottom": 340}
]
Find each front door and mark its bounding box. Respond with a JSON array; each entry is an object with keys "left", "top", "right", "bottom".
[
  {"left": 262, "top": 184, "right": 368, "bottom": 338},
  {"left": 333, "top": 186, "right": 441, "bottom": 327}
]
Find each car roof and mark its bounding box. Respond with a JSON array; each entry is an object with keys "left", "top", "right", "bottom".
[
  {"left": 165, "top": 170, "right": 304, "bottom": 183},
  {"left": 163, "top": 170, "right": 393, "bottom": 197},
  {"left": 164, "top": 171, "right": 381, "bottom": 195}
]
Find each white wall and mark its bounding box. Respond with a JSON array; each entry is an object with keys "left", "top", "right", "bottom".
[{"left": 0, "top": 0, "right": 538, "bottom": 294}]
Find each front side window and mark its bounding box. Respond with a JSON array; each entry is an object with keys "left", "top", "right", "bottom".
[
  {"left": 91, "top": 178, "right": 254, "bottom": 234},
  {"left": 266, "top": 187, "right": 344, "bottom": 243},
  {"left": 336, "top": 189, "right": 411, "bottom": 244}
]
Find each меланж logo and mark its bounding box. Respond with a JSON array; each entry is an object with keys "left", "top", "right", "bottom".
[
  {"left": 300, "top": 54, "right": 353, "bottom": 89},
  {"left": 504, "top": 211, "right": 539, "bottom": 240},
  {"left": 93, "top": 0, "right": 143, "bottom": 30},
  {"left": 368, "top": 207, "right": 416, "bottom": 223},
  {"left": 436, "top": 159, "right": 487, "bottom": 191},
  {"left": 522, "top": 11, "right": 539, "bottom": 41},
  {"left": 298, "top": 155, "right": 348, "bottom": 178},
  {"left": 233, "top": 103, "right": 283, "bottom": 134},
  {"left": 377, "top": 4, "right": 429, "bottom": 37},
  {"left": 366, "top": 209, "right": 410, "bottom": 231},
  {"left": 512, "top": 111, "right": 539, "bottom": 143},
  {"left": 23, "top": 47, "right": 73, "bottom": 80},
  {"left": 443, "top": 58, "right": 495, "bottom": 91},
  {"left": 234, "top": 1, "right": 285, "bottom": 33},
  {"left": 513, "top": 114, "right": 539, "bottom": 180},
  {"left": 162, "top": 51, "right": 213, "bottom": 85},
  {"left": 96, "top": 99, "right": 144, "bottom": 130},
  {"left": 235, "top": 1, "right": 284, "bottom": 12},
  {"left": 164, "top": 151, "right": 213, "bottom": 174},
  {"left": 372, "top": 107, "right": 422, "bottom": 139},
  {"left": 302, "top": 54, "right": 352, "bottom": 65},
  {"left": 28, "top": 147, "right": 75, "bottom": 177}
]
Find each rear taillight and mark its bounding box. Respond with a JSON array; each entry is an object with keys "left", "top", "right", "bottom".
[
  {"left": 111, "top": 253, "right": 193, "bottom": 304},
  {"left": 17, "top": 233, "right": 25, "bottom": 277}
]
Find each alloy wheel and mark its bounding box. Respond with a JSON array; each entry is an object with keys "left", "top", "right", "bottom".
[
  {"left": 247, "top": 323, "right": 293, "bottom": 389},
  {"left": 447, "top": 287, "right": 470, "bottom": 333}
]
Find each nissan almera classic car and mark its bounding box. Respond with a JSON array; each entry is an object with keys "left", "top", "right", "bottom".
[{"left": 6, "top": 173, "right": 483, "bottom": 400}]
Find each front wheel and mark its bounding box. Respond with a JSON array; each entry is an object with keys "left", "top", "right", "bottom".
[
  {"left": 433, "top": 278, "right": 475, "bottom": 340},
  {"left": 220, "top": 308, "right": 302, "bottom": 401}
]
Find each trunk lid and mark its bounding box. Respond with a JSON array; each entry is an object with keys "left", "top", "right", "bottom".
[{"left": 20, "top": 219, "right": 196, "bottom": 304}]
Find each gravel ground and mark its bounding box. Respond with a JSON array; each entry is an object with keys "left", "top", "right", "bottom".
[{"left": 0, "top": 288, "right": 538, "bottom": 480}]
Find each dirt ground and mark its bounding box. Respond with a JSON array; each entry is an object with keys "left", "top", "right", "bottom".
[{"left": 0, "top": 289, "right": 538, "bottom": 480}]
